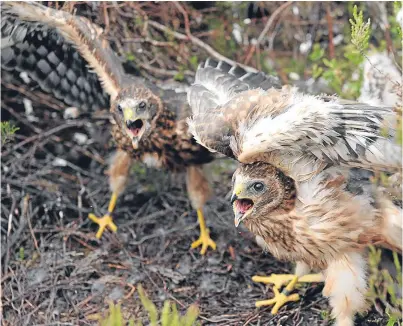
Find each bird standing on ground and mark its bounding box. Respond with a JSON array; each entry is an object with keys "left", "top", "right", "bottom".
[
  {"left": 187, "top": 59, "right": 402, "bottom": 325},
  {"left": 2, "top": 1, "right": 217, "bottom": 254}
]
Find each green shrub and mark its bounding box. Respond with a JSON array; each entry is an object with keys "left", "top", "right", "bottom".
[
  {"left": 1, "top": 121, "right": 19, "bottom": 147},
  {"left": 98, "top": 285, "right": 200, "bottom": 326}
]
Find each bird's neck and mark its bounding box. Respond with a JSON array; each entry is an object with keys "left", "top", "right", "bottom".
[{"left": 246, "top": 213, "right": 298, "bottom": 255}]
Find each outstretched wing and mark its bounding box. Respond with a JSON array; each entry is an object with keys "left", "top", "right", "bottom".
[
  {"left": 239, "top": 92, "right": 401, "bottom": 173},
  {"left": 1, "top": 13, "right": 110, "bottom": 111},
  {"left": 187, "top": 58, "right": 281, "bottom": 158},
  {"left": 2, "top": 1, "right": 128, "bottom": 101},
  {"left": 187, "top": 59, "right": 401, "bottom": 174}
]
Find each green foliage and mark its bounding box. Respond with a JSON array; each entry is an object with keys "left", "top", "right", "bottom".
[
  {"left": 189, "top": 55, "right": 199, "bottom": 71},
  {"left": 98, "top": 285, "right": 200, "bottom": 326},
  {"left": 320, "top": 309, "right": 330, "bottom": 320},
  {"left": 386, "top": 312, "right": 401, "bottom": 326},
  {"left": 19, "top": 247, "right": 25, "bottom": 261},
  {"left": 137, "top": 285, "right": 158, "bottom": 325},
  {"left": 206, "top": 16, "right": 237, "bottom": 58},
  {"left": 396, "top": 115, "right": 402, "bottom": 147},
  {"left": 100, "top": 302, "right": 135, "bottom": 326},
  {"left": 260, "top": 57, "right": 277, "bottom": 76},
  {"left": 310, "top": 44, "right": 364, "bottom": 99},
  {"left": 282, "top": 58, "right": 306, "bottom": 76},
  {"left": 307, "top": 6, "right": 373, "bottom": 99},
  {"left": 349, "top": 5, "right": 371, "bottom": 53},
  {"left": 126, "top": 53, "right": 136, "bottom": 62},
  {"left": 173, "top": 70, "right": 185, "bottom": 82},
  {"left": 1, "top": 121, "right": 19, "bottom": 147},
  {"left": 309, "top": 44, "right": 325, "bottom": 62},
  {"left": 367, "top": 246, "right": 402, "bottom": 321},
  {"left": 392, "top": 1, "right": 403, "bottom": 39},
  {"left": 163, "top": 28, "right": 175, "bottom": 43},
  {"left": 134, "top": 15, "right": 144, "bottom": 29},
  {"left": 131, "top": 162, "right": 147, "bottom": 176}
]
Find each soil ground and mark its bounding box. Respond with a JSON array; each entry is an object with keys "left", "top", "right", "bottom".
[
  {"left": 1, "top": 89, "right": 390, "bottom": 326},
  {"left": 1, "top": 2, "right": 400, "bottom": 325}
]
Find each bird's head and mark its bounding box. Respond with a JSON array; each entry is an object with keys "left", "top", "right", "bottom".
[
  {"left": 231, "top": 162, "right": 296, "bottom": 227},
  {"left": 112, "top": 86, "right": 162, "bottom": 149}
]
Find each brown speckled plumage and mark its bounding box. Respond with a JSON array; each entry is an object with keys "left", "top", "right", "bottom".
[
  {"left": 232, "top": 162, "right": 401, "bottom": 326},
  {"left": 187, "top": 60, "right": 402, "bottom": 325},
  {"left": 110, "top": 105, "right": 214, "bottom": 172},
  {"left": 4, "top": 2, "right": 214, "bottom": 171},
  {"left": 4, "top": 2, "right": 217, "bottom": 252}
]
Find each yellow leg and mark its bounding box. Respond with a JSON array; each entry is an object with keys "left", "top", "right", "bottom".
[
  {"left": 88, "top": 192, "right": 118, "bottom": 239},
  {"left": 253, "top": 273, "right": 323, "bottom": 314},
  {"left": 190, "top": 209, "right": 217, "bottom": 255},
  {"left": 252, "top": 273, "right": 324, "bottom": 289}
]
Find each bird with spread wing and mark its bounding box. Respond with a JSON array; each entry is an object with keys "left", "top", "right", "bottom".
[
  {"left": 2, "top": 1, "right": 218, "bottom": 254},
  {"left": 187, "top": 59, "right": 402, "bottom": 325}
]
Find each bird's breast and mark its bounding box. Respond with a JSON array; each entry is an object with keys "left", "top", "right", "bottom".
[{"left": 141, "top": 153, "right": 162, "bottom": 168}]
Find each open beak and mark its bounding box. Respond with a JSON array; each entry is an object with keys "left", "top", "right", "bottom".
[
  {"left": 230, "top": 193, "right": 238, "bottom": 205},
  {"left": 123, "top": 108, "right": 146, "bottom": 149},
  {"left": 131, "top": 137, "right": 139, "bottom": 149},
  {"left": 230, "top": 193, "right": 247, "bottom": 227},
  {"left": 231, "top": 190, "right": 254, "bottom": 227},
  {"left": 234, "top": 210, "right": 245, "bottom": 228}
]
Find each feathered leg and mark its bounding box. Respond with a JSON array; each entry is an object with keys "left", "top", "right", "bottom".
[
  {"left": 186, "top": 165, "right": 216, "bottom": 255},
  {"left": 253, "top": 261, "right": 324, "bottom": 314},
  {"left": 89, "top": 150, "right": 132, "bottom": 238},
  {"left": 379, "top": 194, "right": 402, "bottom": 253},
  {"left": 323, "top": 252, "right": 368, "bottom": 326}
]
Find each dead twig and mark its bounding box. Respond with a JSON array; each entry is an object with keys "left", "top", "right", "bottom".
[
  {"left": 148, "top": 20, "right": 258, "bottom": 72},
  {"left": 24, "top": 195, "right": 40, "bottom": 254},
  {"left": 102, "top": 2, "right": 110, "bottom": 33},
  {"left": 1, "top": 80, "right": 66, "bottom": 111},
  {"left": 136, "top": 60, "right": 194, "bottom": 77},
  {"left": 2, "top": 121, "right": 86, "bottom": 157},
  {"left": 244, "top": 1, "right": 293, "bottom": 65},
  {"left": 326, "top": 4, "right": 335, "bottom": 59},
  {"left": 173, "top": 2, "right": 192, "bottom": 39}
]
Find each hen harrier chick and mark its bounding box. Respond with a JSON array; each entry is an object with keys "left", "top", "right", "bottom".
[
  {"left": 187, "top": 59, "right": 402, "bottom": 325},
  {"left": 232, "top": 163, "right": 401, "bottom": 326},
  {"left": 3, "top": 1, "right": 216, "bottom": 253}
]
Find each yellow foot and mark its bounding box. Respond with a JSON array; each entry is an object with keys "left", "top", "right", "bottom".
[
  {"left": 254, "top": 275, "right": 299, "bottom": 314},
  {"left": 252, "top": 274, "right": 296, "bottom": 289},
  {"left": 191, "top": 208, "right": 217, "bottom": 255},
  {"left": 191, "top": 229, "right": 217, "bottom": 255},
  {"left": 88, "top": 213, "right": 117, "bottom": 239},
  {"left": 253, "top": 273, "right": 324, "bottom": 289},
  {"left": 252, "top": 273, "right": 323, "bottom": 314},
  {"left": 255, "top": 284, "right": 300, "bottom": 314},
  {"left": 88, "top": 192, "right": 119, "bottom": 239}
]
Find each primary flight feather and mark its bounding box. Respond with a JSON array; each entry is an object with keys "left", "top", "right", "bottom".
[{"left": 187, "top": 59, "right": 401, "bottom": 181}]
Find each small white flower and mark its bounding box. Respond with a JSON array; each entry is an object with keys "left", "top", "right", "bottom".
[
  {"left": 63, "top": 107, "right": 80, "bottom": 119},
  {"left": 73, "top": 133, "right": 88, "bottom": 145},
  {"left": 289, "top": 72, "right": 300, "bottom": 81},
  {"left": 19, "top": 71, "right": 31, "bottom": 84},
  {"left": 53, "top": 158, "right": 68, "bottom": 167}
]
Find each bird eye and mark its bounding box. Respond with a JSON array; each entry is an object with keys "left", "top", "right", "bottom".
[
  {"left": 117, "top": 104, "right": 123, "bottom": 112},
  {"left": 138, "top": 101, "right": 146, "bottom": 109},
  {"left": 253, "top": 182, "right": 264, "bottom": 192}
]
